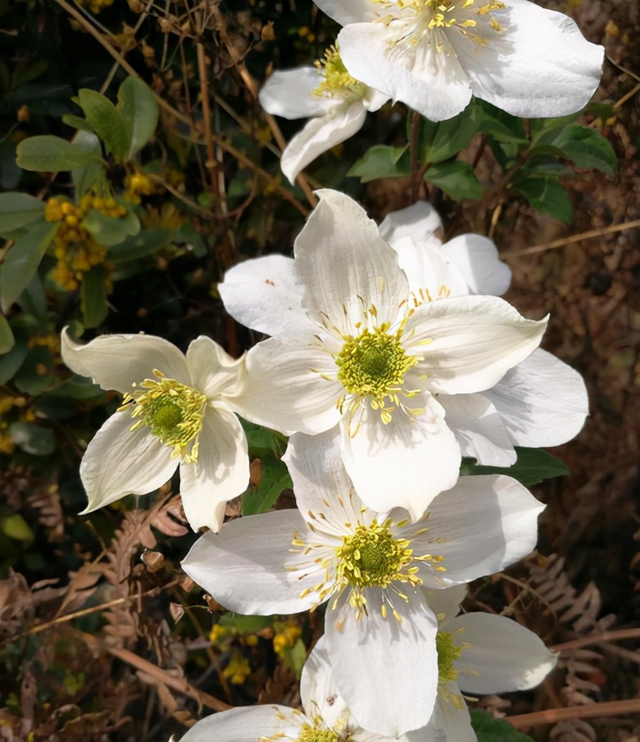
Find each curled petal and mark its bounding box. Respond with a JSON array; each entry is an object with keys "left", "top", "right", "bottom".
[
  {"left": 186, "top": 335, "right": 246, "bottom": 399},
  {"left": 179, "top": 705, "right": 309, "bottom": 742},
  {"left": 259, "top": 67, "right": 331, "bottom": 119}
]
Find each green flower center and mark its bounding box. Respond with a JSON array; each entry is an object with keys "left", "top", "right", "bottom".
[
  {"left": 335, "top": 327, "right": 418, "bottom": 417},
  {"left": 313, "top": 46, "right": 366, "bottom": 99},
  {"left": 121, "top": 370, "right": 207, "bottom": 463},
  {"left": 436, "top": 630, "right": 462, "bottom": 685},
  {"left": 296, "top": 725, "right": 342, "bottom": 742}
]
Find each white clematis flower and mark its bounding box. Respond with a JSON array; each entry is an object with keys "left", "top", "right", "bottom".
[
  {"left": 380, "top": 202, "right": 589, "bottom": 466},
  {"left": 312, "top": 0, "right": 604, "bottom": 122},
  {"left": 61, "top": 330, "right": 250, "bottom": 533},
  {"left": 260, "top": 46, "right": 389, "bottom": 183},
  {"left": 422, "top": 585, "right": 558, "bottom": 741},
  {"left": 177, "top": 636, "right": 420, "bottom": 742},
  {"left": 182, "top": 430, "right": 544, "bottom": 737},
  {"left": 221, "top": 189, "right": 547, "bottom": 518}
]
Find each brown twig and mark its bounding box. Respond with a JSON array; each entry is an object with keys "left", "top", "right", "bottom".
[
  {"left": 551, "top": 627, "right": 640, "bottom": 654},
  {"left": 508, "top": 699, "right": 640, "bottom": 729},
  {"left": 502, "top": 218, "right": 640, "bottom": 258}
]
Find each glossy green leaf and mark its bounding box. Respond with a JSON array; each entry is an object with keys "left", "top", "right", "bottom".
[
  {"left": 117, "top": 76, "right": 159, "bottom": 159},
  {"left": 72, "top": 161, "right": 104, "bottom": 198},
  {"left": 0, "top": 314, "right": 14, "bottom": 354},
  {"left": 82, "top": 207, "right": 140, "bottom": 247},
  {"left": 417, "top": 102, "right": 484, "bottom": 164},
  {"left": 241, "top": 420, "right": 287, "bottom": 457},
  {"left": 81, "top": 264, "right": 110, "bottom": 329},
  {"left": 471, "top": 711, "right": 534, "bottom": 742},
  {"left": 9, "top": 421, "right": 56, "bottom": 456},
  {"left": 77, "top": 88, "right": 130, "bottom": 162},
  {"left": 16, "top": 133, "right": 103, "bottom": 171},
  {"left": 109, "top": 227, "right": 178, "bottom": 262},
  {"left": 218, "top": 613, "right": 273, "bottom": 632},
  {"left": 512, "top": 176, "right": 573, "bottom": 222},
  {"left": 460, "top": 447, "right": 569, "bottom": 486},
  {"left": 425, "top": 161, "right": 483, "bottom": 201},
  {"left": 0, "top": 332, "right": 28, "bottom": 384},
  {"left": 0, "top": 192, "right": 45, "bottom": 233},
  {"left": 14, "top": 346, "right": 57, "bottom": 395},
  {"left": 242, "top": 454, "right": 292, "bottom": 515},
  {"left": 0, "top": 219, "right": 58, "bottom": 313},
  {"left": 531, "top": 125, "right": 617, "bottom": 175},
  {"left": 478, "top": 101, "right": 528, "bottom": 145},
  {"left": 62, "top": 114, "right": 94, "bottom": 132},
  {"left": 1, "top": 513, "right": 35, "bottom": 541},
  {"left": 347, "top": 145, "right": 410, "bottom": 182}
]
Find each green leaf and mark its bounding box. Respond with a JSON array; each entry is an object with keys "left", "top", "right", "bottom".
[
  {"left": 0, "top": 192, "right": 45, "bottom": 233},
  {"left": 241, "top": 420, "right": 287, "bottom": 457},
  {"left": 9, "top": 421, "right": 56, "bottom": 456},
  {"left": 417, "top": 102, "right": 484, "bottom": 164},
  {"left": 531, "top": 125, "right": 617, "bottom": 175},
  {"left": 72, "top": 162, "right": 104, "bottom": 198},
  {"left": 511, "top": 176, "right": 573, "bottom": 222},
  {"left": 62, "top": 114, "right": 94, "bottom": 132},
  {"left": 0, "top": 219, "right": 58, "bottom": 313},
  {"left": 81, "top": 264, "right": 110, "bottom": 329},
  {"left": 16, "top": 133, "right": 103, "bottom": 171},
  {"left": 76, "top": 88, "right": 130, "bottom": 162},
  {"left": 530, "top": 113, "right": 580, "bottom": 141},
  {"left": 478, "top": 101, "right": 528, "bottom": 145},
  {"left": 0, "top": 331, "right": 28, "bottom": 384},
  {"left": 471, "top": 710, "right": 534, "bottom": 742},
  {"left": 117, "top": 77, "right": 159, "bottom": 159},
  {"left": 1, "top": 513, "right": 35, "bottom": 541},
  {"left": 460, "top": 447, "right": 569, "bottom": 486},
  {"left": 14, "top": 346, "right": 57, "bottom": 395},
  {"left": 218, "top": 613, "right": 273, "bottom": 632},
  {"left": 347, "top": 145, "right": 410, "bottom": 182},
  {"left": 242, "top": 454, "right": 292, "bottom": 515},
  {"left": 82, "top": 207, "right": 140, "bottom": 247},
  {"left": 53, "top": 375, "right": 102, "bottom": 399},
  {"left": 109, "top": 227, "right": 177, "bottom": 262},
  {"left": 425, "top": 161, "right": 483, "bottom": 201},
  {"left": 0, "top": 314, "right": 14, "bottom": 354}
]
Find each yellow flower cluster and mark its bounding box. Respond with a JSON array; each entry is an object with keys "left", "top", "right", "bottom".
[
  {"left": 44, "top": 195, "right": 124, "bottom": 291},
  {"left": 75, "top": 0, "right": 114, "bottom": 15},
  {"left": 222, "top": 650, "right": 252, "bottom": 685},
  {"left": 0, "top": 394, "right": 25, "bottom": 455},
  {"left": 124, "top": 172, "right": 154, "bottom": 204},
  {"left": 272, "top": 620, "right": 302, "bottom": 657}
]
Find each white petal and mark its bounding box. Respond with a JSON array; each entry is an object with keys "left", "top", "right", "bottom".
[
  {"left": 338, "top": 23, "right": 473, "bottom": 122},
  {"left": 448, "top": 613, "right": 558, "bottom": 694},
  {"left": 294, "top": 189, "right": 409, "bottom": 335},
  {"left": 179, "top": 406, "right": 249, "bottom": 533},
  {"left": 79, "top": 412, "right": 177, "bottom": 512},
  {"left": 423, "top": 585, "right": 468, "bottom": 622},
  {"left": 181, "top": 510, "right": 322, "bottom": 614},
  {"left": 219, "top": 254, "right": 313, "bottom": 341},
  {"left": 301, "top": 636, "right": 353, "bottom": 731},
  {"left": 419, "top": 475, "right": 544, "bottom": 586},
  {"left": 449, "top": 0, "right": 603, "bottom": 118},
  {"left": 341, "top": 400, "right": 461, "bottom": 520},
  {"left": 313, "top": 0, "right": 378, "bottom": 25},
  {"left": 284, "top": 429, "right": 366, "bottom": 530},
  {"left": 231, "top": 338, "right": 343, "bottom": 436},
  {"left": 484, "top": 348, "right": 588, "bottom": 448},
  {"left": 443, "top": 234, "right": 512, "bottom": 296},
  {"left": 281, "top": 102, "right": 368, "bottom": 184},
  {"left": 438, "top": 393, "right": 517, "bottom": 467},
  {"left": 406, "top": 295, "right": 547, "bottom": 394},
  {"left": 259, "top": 67, "right": 331, "bottom": 119},
  {"left": 186, "top": 336, "right": 245, "bottom": 399},
  {"left": 429, "top": 693, "right": 475, "bottom": 742},
  {"left": 61, "top": 329, "right": 190, "bottom": 393},
  {"left": 390, "top": 235, "right": 470, "bottom": 300},
  {"left": 379, "top": 201, "right": 443, "bottom": 246},
  {"left": 325, "top": 588, "right": 439, "bottom": 737},
  {"left": 179, "top": 705, "right": 309, "bottom": 742}
]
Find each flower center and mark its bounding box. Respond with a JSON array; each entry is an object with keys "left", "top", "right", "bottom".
[
  {"left": 121, "top": 370, "right": 207, "bottom": 463},
  {"left": 335, "top": 327, "right": 418, "bottom": 420},
  {"left": 295, "top": 725, "right": 342, "bottom": 742},
  {"left": 436, "top": 630, "right": 462, "bottom": 684},
  {"left": 313, "top": 46, "right": 366, "bottom": 99}
]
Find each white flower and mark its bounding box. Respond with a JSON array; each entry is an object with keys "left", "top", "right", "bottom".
[
  {"left": 380, "top": 202, "right": 589, "bottom": 466},
  {"left": 177, "top": 637, "right": 407, "bottom": 742},
  {"left": 221, "top": 189, "right": 547, "bottom": 518},
  {"left": 312, "top": 0, "right": 604, "bottom": 122},
  {"left": 421, "top": 585, "right": 558, "bottom": 742},
  {"left": 182, "top": 430, "right": 544, "bottom": 737},
  {"left": 61, "top": 330, "right": 250, "bottom": 533},
  {"left": 260, "top": 46, "right": 389, "bottom": 183}
]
